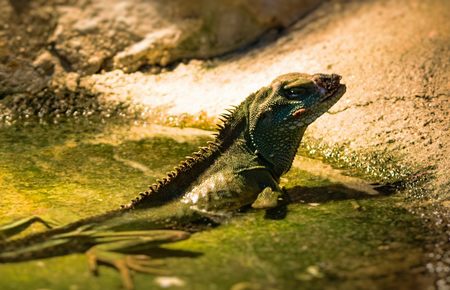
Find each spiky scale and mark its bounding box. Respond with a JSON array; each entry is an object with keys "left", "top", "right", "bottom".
[{"left": 225, "top": 108, "right": 234, "bottom": 114}]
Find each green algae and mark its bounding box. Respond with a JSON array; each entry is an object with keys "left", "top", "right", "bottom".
[
  {"left": 299, "top": 137, "right": 433, "bottom": 200},
  {"left": 0, "top": 119, "right": 434, "bottom": 290},
  {"left": 162, "top": 198, "right": 429, "bottom": 290},
  {"left": 0, "top": 120, "right": 206, "bottom": 225}
]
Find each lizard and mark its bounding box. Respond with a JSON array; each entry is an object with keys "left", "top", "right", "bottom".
[{"left": 0, "top": 72, "right": 346, "bottom": 289}]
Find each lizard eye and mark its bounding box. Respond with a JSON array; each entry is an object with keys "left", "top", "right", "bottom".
[{"left": 285, "top": 87, "right": 308, "bottom": 99}]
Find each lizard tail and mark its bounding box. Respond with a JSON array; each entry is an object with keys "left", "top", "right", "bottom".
[
  {"left": 0, "top": 226, "right": 95, "bottom": 263},
  {"left": 0, "top": 209, "right": 122, "bottom": 263}
]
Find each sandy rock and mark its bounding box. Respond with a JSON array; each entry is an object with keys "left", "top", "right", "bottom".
[
  {"left": 162, "top": 0, "right": 321, "bottom": 66},
  {"left": 0, "top": 60, "right": 48, "bottom": 96},
  {"left": 47, "top": 3, "right": 143, "bottom": 74},
  {"left": 49, "top": 0, "right": 320, "bottom": 73},
  {"left": 0, "top": 0, "right": 57, "bottom": 96},
  {"left": 113, "top": 26, "right": 184, "bottom": 72},
  {"left": 33, "top": 51, "right": 55, "bottom": 75},
  {"left": 0, "top": 0, "right": 320, "bottom": 94}
]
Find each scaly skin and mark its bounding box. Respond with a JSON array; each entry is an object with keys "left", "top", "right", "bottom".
[{"left": 0, "top": 73, "right": 345, "bottom": 289}]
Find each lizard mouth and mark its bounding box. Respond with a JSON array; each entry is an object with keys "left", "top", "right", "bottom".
[{"left": 291, "top": 74, "right": 345, "bottom": 118}]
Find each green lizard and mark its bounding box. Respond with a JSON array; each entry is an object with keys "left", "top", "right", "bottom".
[{"left": 0, "top": 73, "right": 345, "bottom": 289}]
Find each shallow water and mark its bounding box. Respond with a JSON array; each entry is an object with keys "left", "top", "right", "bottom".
[{"left": 0, "top": 119, "right": 433, "bottom": 290}]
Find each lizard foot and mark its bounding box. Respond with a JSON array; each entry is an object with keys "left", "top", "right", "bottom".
[
  {"left": 87, "top": 249, "right": 168, "bottom": 290},
  {"left": 85, "top": 230, "right": 190, "bottom": 290},
  {"left": 251, "top": 187, "right": 283, "bottom": 209}
]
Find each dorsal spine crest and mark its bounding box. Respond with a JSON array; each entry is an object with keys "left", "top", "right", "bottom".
[{"left": 121, "top": 92, "right": 253, "bottom": 210}]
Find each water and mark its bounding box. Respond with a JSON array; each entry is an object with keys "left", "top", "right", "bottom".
[{"left": 0, "top": 119, "right": 434, "bottom": 290}]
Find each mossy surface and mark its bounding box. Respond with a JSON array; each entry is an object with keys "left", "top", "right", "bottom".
[
  {"left": 0, "top": 120, "right": 205, "bottom": 225},
  {"left": 0, "top": 120, "right": 433, "bottom": 290}
]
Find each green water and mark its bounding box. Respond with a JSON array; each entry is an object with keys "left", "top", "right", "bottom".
[{"left": 0, "top": 120, "right": 433, "bottom": 290}]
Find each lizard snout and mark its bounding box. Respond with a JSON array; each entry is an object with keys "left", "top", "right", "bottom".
[{"left": 313, "top": 73, "right": 342, "bottom": 95}]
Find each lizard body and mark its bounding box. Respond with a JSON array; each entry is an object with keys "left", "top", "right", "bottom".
[{"left": 0, "top": 73, "right": 345, "bottom": 289}]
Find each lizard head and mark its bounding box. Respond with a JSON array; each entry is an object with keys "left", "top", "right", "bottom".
[{"left": 248, "top": 73, "right": 346, "bottom": 176}]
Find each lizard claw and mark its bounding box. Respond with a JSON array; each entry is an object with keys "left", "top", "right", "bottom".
[
  {"left": 87, "top": 249, "right": 163, "bottom": 290},
  {"left": 125, "top": 255, "right": 168, "bottom": 275}
]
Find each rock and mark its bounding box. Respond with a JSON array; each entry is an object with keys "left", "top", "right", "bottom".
[
  {"left": 0, "top": 0, "right": 57, "bottom": 96},
  {"left": 162, "top": 0, "right": 321, "bottom": 69},
  {"left": 4, "top": 0, "right": 322, "bottom": 76},
  {"left": 64, "top": 72, "right": 80, "bottom": 91},
  {"left": 0, "top": 59, "right": 49, "bottom": 96},
  {"left": 113, "top": 26, "right": 183, "bottom": 72},
  {"left": 33, "top": 51, "right": 55, "bottom": 75}
]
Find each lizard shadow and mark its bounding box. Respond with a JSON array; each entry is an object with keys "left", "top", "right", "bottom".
[{"left": 264, "top": 183, "right": 397, "bottom": 220}]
